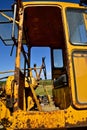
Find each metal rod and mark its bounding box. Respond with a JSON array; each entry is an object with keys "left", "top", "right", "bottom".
[
  {"left": 0, "top": 67, "right": 43, "bottom": 75},
  {"left": 12, "top": 3, "right": 17, "bottom": 38},
  {"left": 0, "top": 12, "right": 19, "bottom": 24},
  {"left": 0, "top": 76, "right": 8, "bottom": 80},
  {"left": 0, "top": 70, "right": 15, "bottom": 74}
]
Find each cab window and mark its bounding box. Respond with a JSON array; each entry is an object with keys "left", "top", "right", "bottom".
[
  {"left": 53, "top": 49, "right": 63, "bottom": 68},
  {"left": 66, "top": 8, "right": 87, "bottom": 45}
]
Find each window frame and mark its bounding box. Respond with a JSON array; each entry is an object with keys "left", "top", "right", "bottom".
[{"left": 66, "top": 7, "right": 87, "bottom": 46}]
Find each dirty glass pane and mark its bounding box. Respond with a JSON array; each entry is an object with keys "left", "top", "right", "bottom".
[
  {"left": 66, "top": 8, "right": 87, "bottom": 45},
  {"left": 53, "top": 49, "right": 63, "bottom": 68}
]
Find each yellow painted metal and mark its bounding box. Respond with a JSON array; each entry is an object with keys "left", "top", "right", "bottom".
[
  {"left": 5, "top": 75, "right": 41, "bottom": 110},
  {"left": 11, "top": 1, "right": 87, "bottom": 129},
  {"left": 1, "top": 1, "right": 87, "bottom": 130},
  {"left": 29, "top": 83, "right": 42, "bottom": 111},
  {"left": 1, "top": 104, "right": 87, "bottom": 129},
  {"left": 0, "top": 101, "right": 13, "bottom": 130},
  {"left": 0, "top": 101, "right": 10, "bottom": 120},
  {"left": 65, "top": 106, "right": 87, "bottom": 127},
  {"left": 73, "top": 52, "right": 87, "bottom": 103},
  {"left": 10, "top": 109, "right": 65, "bottom": 129},
  {"left": 64, "top": 34, "right": 87, "bottom": 108},
  {"left": 27, "top": 96, "right": 34, "bottom": 110},
  {"left": 61, "top": 0, "right": 87, "bottom": 109},
  {"left": 25, "top": 77, "right": 38, "bottom": 88},
  {"left": 53, "top": 86, "right": 70, "bottom": 109},
  {"left": 5, "top": 76, "right": 14, "bottom": 95},
  {"left": 83, "top": 13, "right": 87, "bottom": 31},
  {"left": 22, "top": 1, "right": 86, "bottom": 9}
]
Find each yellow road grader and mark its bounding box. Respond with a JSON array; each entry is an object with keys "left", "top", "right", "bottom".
[{"left": 0, "top": 0, "right": 87, "bottom": 129}]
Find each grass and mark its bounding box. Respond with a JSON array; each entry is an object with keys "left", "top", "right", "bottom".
[
  {"left": 35, "top": 84, "right": 53, "bottom": 96},
  {"left": 35, "top": 79, "right": 53, "bottom": 96},
  {"left": 0, "top": 79, "right": 53, "bottom": 96}
]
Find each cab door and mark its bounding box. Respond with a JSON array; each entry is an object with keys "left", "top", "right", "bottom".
[{"left": 66, "top": 8, "right": 87, "bottom": 109}]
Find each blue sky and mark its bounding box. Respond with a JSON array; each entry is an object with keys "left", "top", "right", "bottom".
[
  {"left": 0, "top": 0, "right": 80, "bottom": 9},
  {"left": 0, "top": 0, "right": 80, "bottom": 79}
]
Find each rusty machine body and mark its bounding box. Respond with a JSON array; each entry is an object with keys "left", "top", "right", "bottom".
[{"left": 0, "top": 0, "right": 87, "bottom": 129}]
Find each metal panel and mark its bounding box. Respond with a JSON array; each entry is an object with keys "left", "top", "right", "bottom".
[{"left": 73, "top": 51, "right": 87, "bottom": 107}]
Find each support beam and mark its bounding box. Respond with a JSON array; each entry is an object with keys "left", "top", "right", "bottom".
[{"left": 14, "top": 6, "right": 24, "bottom": 110}]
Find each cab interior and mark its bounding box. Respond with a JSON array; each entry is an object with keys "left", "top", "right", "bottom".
[{"left": 19, "top": 5, "right": 71, "bottom": 110}]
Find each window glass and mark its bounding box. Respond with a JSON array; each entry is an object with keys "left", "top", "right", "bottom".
[
  {"left": 66, "top": 8, "right": 87, "bottom": 45},
  {"left": 53, "top": 49, "right": 63, "bottom": 68},
  {"left": 30, "top": 47, "right": 51, "bottom": 79}
]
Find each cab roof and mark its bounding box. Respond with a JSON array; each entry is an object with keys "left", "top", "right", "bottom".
[{"left": 22, "top": 1, "right": 83, "bottom": 48}]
